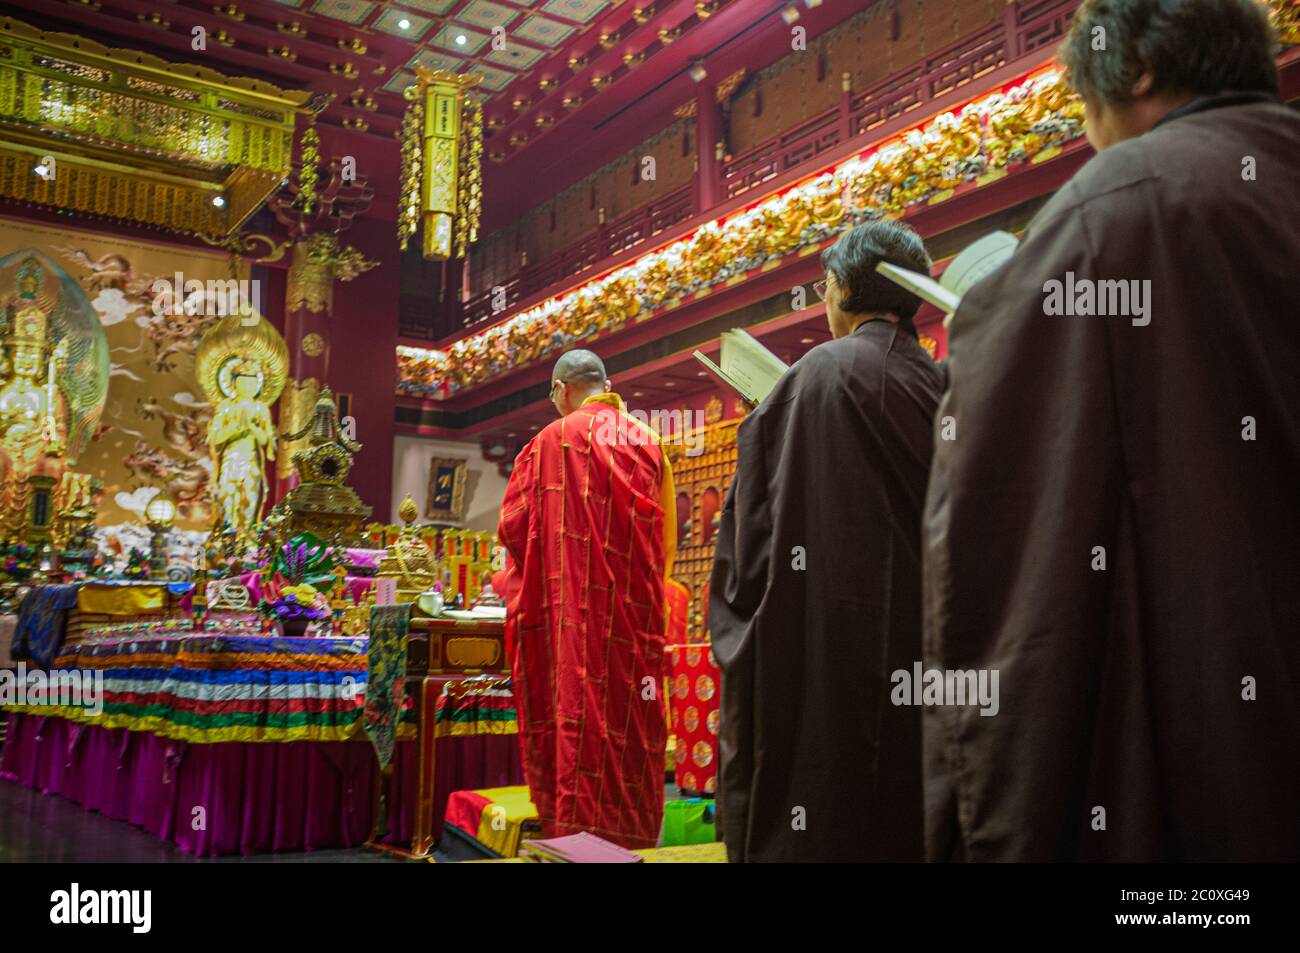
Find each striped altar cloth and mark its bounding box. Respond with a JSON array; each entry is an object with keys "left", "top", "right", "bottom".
[{"left": 2, "top": 632, "right": 409, "bottom": 744}]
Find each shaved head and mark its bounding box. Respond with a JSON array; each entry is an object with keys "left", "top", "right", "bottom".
[
  {"left": 550, "top": 349, "right": 610, "bottom": 416},
  {"left": 553, "top": 349, "right": 607, "bottom": 388}
]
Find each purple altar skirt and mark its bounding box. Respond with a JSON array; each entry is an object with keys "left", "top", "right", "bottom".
[{"left": 0, "top": 713, "right": 523, "bottom": 857}]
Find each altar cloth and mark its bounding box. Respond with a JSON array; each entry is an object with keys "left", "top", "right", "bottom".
[
  {"left": 2, "top": 632, "right": 404, "bottom": 744},
  {"left": 9, "top": 582, "right": 197, "bottom": 668},
  {"left": 0, "top": 631, "right": 525, "bottom": 855},
  {"left": 0, "top": 712, "right": 523, "bottom": 855}
]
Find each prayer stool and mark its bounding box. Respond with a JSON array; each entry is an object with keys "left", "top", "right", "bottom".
[{"left": 440, "top": 786, "right": 540, "bottom": 860}]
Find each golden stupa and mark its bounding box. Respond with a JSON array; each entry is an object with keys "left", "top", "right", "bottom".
[
  {"left": 375, "top": 495, "right": 439, "bottom": 609},
  {"left": 268, "top": 386, "right": 372, "bottom": 544}
]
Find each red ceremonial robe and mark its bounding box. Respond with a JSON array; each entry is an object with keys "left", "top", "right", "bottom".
[{"left": 498, "top": 393, "right": 676, "bottom": 849}]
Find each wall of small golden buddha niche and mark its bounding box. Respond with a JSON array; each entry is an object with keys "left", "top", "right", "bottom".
[
  {"left": 471, "top": 117, "right": 695, "bottom": 293},
  {"left": 663, "top": 400, "right": 744, "bottom": 643},
  {"left": 728, "top": 0, "right": 1007, "bottom": 158}
]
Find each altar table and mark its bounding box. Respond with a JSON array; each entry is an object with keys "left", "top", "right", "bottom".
[{"left": 0, "top": 626, "right": 522, "bottom": 857}]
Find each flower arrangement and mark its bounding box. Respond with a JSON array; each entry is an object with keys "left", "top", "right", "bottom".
[
  {"left": 269, "top": 583, "right": 330, "bottom": 623},
  {"left": 2, "top": 543, "right": 35, "bottom": 581},
  {"left": 255, "top": 533, "right": 344, "bottom": 636},
  {"left": 122, "top": 548, "right": 150, "bottom": 580},
  {"left": 271, "top": 532, "right": 338, "bottom": 589}
]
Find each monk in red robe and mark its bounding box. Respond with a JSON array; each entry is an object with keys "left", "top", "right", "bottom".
[{"left": 498, "top": 349, "right": 676, "bottom": 849}]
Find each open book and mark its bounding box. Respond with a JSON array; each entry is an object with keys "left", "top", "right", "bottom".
[
  {"left": 875, "top": 230, "right": 1019, "bottom": 316},
  {"left": 693, "top": 328, "right": 790, "bottom": 406}
]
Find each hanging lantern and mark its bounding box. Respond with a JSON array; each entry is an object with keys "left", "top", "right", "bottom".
[{"left": 398, "top": 68, "right": 483, "bottom": 261}]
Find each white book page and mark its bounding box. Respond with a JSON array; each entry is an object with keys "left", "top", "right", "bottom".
[{"left": 940, "top": 230, "right": 1019, "bottom": 297}]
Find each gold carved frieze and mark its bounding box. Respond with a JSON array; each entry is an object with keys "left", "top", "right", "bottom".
[
  {"left": 285, "top": 233, "right": 377, "bottom": 313},
  {"left": 397, "top": 69, "right": 1085, "bottom": 397},
  {"left": 286, "top": 241, "right": 334, "bottom": 314},
  {"left": 0, "top": 16, "right": 310, "bottom": 238}
]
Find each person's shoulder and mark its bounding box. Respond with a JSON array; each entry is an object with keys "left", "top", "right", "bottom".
[
  {"left": 775, "top": 336, "right": 855, "bottom": 396},
  {"left": 1044, "top": 100, "right": 1299, "bottom": 221},
  {"left": 1031, "top": 137, "right": 1157, "bottom": 231},
  {"left": 798, "top": 334, "right": 876, "bottom": 373},
  {"left": 514, "top": 430, "right": 542, "bottom": 461},
  {"left": 771, "top": 331, "right": 892, "bottom": 405},
  {"left": 525, "top": 415, "right": 570, "bottom": 453}
]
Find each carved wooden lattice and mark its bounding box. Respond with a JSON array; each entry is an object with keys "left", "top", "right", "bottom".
[{"left": 664, "top": 415, "right": 743, "bottom": 642}]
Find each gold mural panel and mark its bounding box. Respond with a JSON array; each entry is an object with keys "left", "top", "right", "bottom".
[{"left": 0, "top": 217, "right": 243, "bottom": 532}]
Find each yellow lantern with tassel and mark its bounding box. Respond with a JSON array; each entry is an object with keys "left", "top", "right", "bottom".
[{"left": 398, "top": 68, "right": 483, "bottom": 261}]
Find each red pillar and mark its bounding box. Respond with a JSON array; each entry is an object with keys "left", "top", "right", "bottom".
[{"left": 694, "top": 76, "right": 723, "bottom": 212}]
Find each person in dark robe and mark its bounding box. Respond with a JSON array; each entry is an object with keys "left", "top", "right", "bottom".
[
  {"left": 923, "top": 0, "right": 1300, "bottom": 862},
  {"left": 710, "top": 221, "right": 943, "bottom": 861}
]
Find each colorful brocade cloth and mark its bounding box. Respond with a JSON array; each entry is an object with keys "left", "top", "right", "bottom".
[
  {"left": 434, "top": 676, "right": 518, "bottom": 737},
  {"left": 2, "top": 632, "right": 415, "bottom": 744},
  {"left": 12, "top": 584, "right": 80, "bottom": 669},
  {"left": 444, "top": 785, "right": 538, "bottom": 857},
  {"left": 9, "top": 582, "right": 198, "bottom": 668},
  {"left": 363, "top": 604, "right": 411, "bottom": 769}
]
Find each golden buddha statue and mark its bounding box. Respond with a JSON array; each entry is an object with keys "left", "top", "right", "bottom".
[
  {"left": 195, "top": 312, "right": 289, "bottom": 541},
  {"left": 0, "top": 260, "right": 68, "bottom": 471},
  {"left": 0, "top": 252, "right": 107, "bottom": 546},
  {"left": 268, "top": 386, "right": 372, "bottom": 543},
  {"left": 375, "top": 495, "right": 439, "bottom": 610}
]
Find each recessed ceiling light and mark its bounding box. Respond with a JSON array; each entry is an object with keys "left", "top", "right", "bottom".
[
  {"left": 688, "top": 60, "right": 707, "bottom": 82},
  {"left": 455, "top": 34, "right": 468, "bottom": 46},
  {"left": 632, "top": 391, "right": 644, "bottom": 397},
  {"left": 664, "top": 381, "right": 676, "bottom": 387},
  {"left": 212, "top": 195, "right": 226, "bottom": 208},
  {"left": 781, "top": 4, "right": 800, "bottom": 24},
  {"left": 398, "top": 18, "right": 411, "bottom": 30},
  {"left": 697, "top": 371, "right": 708, "bottom": 376},
  {"left": 506, "top": 432, "right": 516, "bottom": 437},
  {"left": 33, "top": 163, "right": 50, "bottom": 179},
  {"left": 800, "top": 337, "right": 815, "bottom": 343}
]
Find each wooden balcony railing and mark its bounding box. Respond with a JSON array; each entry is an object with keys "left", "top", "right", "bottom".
[
  {"left": 456, "top": 184, "right": 695, "bottom": 330},
  {"left": 725, "top": 0, "right": 1076, "bottom": 201},
  {"left": 429, "top": 0, "right": 1081, "bottom": 341}
]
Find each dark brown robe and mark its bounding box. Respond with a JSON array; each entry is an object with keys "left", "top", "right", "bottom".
[
  {"left": 924, "top": 92, "right": 1300, "bottom": 862},
  {"left": 711, "top": 319, "right": 942, "bottom": 861}
]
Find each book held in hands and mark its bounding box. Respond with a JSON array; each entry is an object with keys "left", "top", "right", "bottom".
[{"left": 693, "top": 328, "right": 790, "bottom": 406}]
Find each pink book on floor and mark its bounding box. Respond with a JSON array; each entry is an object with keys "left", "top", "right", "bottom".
[{"left": 520, "top": 832, "right": 643, "bottom": 863}]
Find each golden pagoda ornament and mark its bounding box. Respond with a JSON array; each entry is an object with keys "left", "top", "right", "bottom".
[
  {"left": 375, "top": 495, "right": 439, "bottom": 610},
  {"left": 268, "top": 386, "right": 372, "bottom": 543}
]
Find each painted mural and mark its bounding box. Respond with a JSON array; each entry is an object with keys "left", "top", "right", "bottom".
[{"left": 0, "top": 217, "right": 247, "bottom": 533}]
